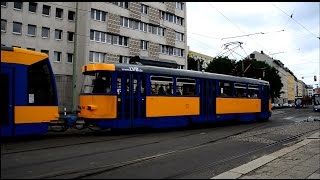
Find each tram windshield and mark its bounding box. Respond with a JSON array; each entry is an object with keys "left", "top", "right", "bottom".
[{"left": 82, "top": 72, "right": 112, "bottom": 94}]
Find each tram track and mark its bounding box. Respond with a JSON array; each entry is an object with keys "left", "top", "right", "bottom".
[
  {"left": 1, "top": 121, "right": 268, "bottom": 155},
  {"left": 24, "top": 122, "right": 274, "bottom": 179},
  {"left": 26, "top": 122, "right": 319, "bottom": 179},
  {"left": 2, "top": 122, "right": 269, "bottom": 173}
]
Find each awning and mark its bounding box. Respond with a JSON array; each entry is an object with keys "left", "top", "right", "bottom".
[{"left": 129, "top": 56, "right": 178, "bottom": 68}]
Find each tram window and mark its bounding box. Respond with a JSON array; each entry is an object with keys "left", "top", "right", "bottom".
[
  {"left": 82, "top": 72, "right": 112, "bottom": 94},
  {"left": 150, "top": 75, "right": 173, "bottom": 95},
  {"left": 177, "top": 78, "right": 196, "bottom": 96},
  {"left": 248, "top": 84, "right": 259, "bottom": 98},
  {"left": 28, "top": 60, "right": 56, "bottom": 105},
  {"left": 116, "top": 77, "right": 121, "bottom": 95},
  {"left": 234, "top": 83, "right": 247, "bottom": 98},
  {"left": 219, "top": 81, "right": 232, "bottom": 97}
]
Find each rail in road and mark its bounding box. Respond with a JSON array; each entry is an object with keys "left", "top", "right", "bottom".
[{"left": 1, "top": 108, "right": 319, "bottom": 179}]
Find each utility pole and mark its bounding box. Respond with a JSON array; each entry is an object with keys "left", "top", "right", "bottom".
[{"left": 72, "top": 2, "right": 78, "bottom": 113}]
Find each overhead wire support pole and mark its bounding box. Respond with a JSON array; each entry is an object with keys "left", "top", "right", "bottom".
[{"left": 72, "top": 2, "right": 79, "bottom": 114}]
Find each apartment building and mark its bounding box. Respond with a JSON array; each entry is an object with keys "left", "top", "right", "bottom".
[
  {"left": 1, "top": 2, "right": 187, "bottom": 112},
  {"left": 249, "top": 51, "right": 288, "bottom": 104},
  {"left": 286, "top": 69, "right": 297, "bottom": 104}
]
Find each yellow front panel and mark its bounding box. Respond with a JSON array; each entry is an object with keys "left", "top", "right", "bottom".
[
  {"left": 146, "top": 97, "right": 200, "bottom": 117},
  {"left": 82, "top": 64, "right": 115, "bottom": 72},
  {"left": 216, "top": 98, "right": 261, "bottom": 114},
  {"left": 1, "top": 48, "right": 48, "bottom": 65},
  {"left": 79, "top": 95, "right": 117, "bottom": 119},
  {"left": 269, "top": 99, "right": 272, "bottom": 112},
  {"left": 15, "top": 106, "right": 59, "bottom": 124}
]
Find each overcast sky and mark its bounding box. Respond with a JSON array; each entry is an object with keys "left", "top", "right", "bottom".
[{"left": 187, "top": 2, "right": 319, "bottom": 87}]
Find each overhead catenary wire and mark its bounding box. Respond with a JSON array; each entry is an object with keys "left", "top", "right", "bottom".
[
  {"left": 207, "top": 2, "right": 273, "bottom": 55},
  {"left": 271, "top": 2, "right": 320, "bottom": 40}
]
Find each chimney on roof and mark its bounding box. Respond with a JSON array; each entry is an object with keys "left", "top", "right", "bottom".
[{"left": 261, "top": 51, "right": 264, "bottom": 54}]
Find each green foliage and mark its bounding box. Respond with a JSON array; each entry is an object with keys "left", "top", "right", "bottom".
[
  {"left": 205, "top": 56, "right": 283, "bottom": 100},
  {"left": 187, "top": 55, "right": 204, "bottom": 71},
  {"left": 205, "top": 56, "right": 236, "bottom": 75}
]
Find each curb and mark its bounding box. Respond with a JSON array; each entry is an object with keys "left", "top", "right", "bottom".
[{"left": 210, "top": 132, "right": 320, "bottom": 179}]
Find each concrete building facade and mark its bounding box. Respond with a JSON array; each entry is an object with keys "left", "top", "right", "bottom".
[
  {"left": 306, "top": 85, "right": 314, "bottom": 97},
  {"left": 286, "top": 69, "right": 297, "bottom": 104},
  {"left": 249, "top": 51, "right": 288, "bottom": 104},
  {"left": 1, "top": 2, "right": 187, "bottom": 112}
]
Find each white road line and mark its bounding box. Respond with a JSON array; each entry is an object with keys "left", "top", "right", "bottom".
[{"left": 284, "top": 116, "right": 295, "bottom": 120}]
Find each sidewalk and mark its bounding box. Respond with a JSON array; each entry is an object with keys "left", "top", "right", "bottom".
[{"left": 211, "top": 132, "right": 320, "bottom": 179}]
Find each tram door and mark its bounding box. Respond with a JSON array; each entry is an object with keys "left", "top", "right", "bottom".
[
  {"left": 0, "top": 67, "right": 14, "bottom": 137},
  {"left": 118, "top": 72, "right": 145, "bottom": 128},
  {"left": 201, "top": 79, "right": 215, "bottom": 121}
]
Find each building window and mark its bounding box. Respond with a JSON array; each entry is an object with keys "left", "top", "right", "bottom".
[
  {"left": 68, "top": 10, "right": 75, "bottom": 21},
  {"left": 119, "top": 56, "right": 130, "bottom": 64},
  {"left": 54, "top": 51, "right": 61, "bottom": 62},
  {"left": 41, "top": 27, "right": 50, "bottom": 38},
  {"left": 67, "top": 31, "right": 74, "bottom": 41},
  {"left": 27, "top": 48, "right": 36, "bottom": 51},
  {"left": 41, "top": 49, "right": 49, "bottom": 55},
  {"left": 27, "top": 24, "right": 36, "bottom": 36},
  {"left": 91, "top": 9, "right": 106, "bottom": 21},
  {"left": 1, "top": 19, "right": 6, "bottom": 32},
  {"left": 141, "top": 4, "right": 148, "bottom": 15},
  {"left": 56, "top": 8, "right": 63, "bottom": 19},
  {"left": 42, "top": 5, "right": 50, "bottom": 16},
  {"left": 178, "top": 65, "right": 184, "bottom": 69},
  {"left": 12, "top": 22, "right": 22, "bottom": 34},
  {"left": 118, "top": 36, "right": 127, "bottom": 46},
  {"left": 55, "top": 29, "right": 62, "bottom": 40},
  {"left": 89, "top": 51, "right": 105, "bottom": 63},
  {"left": 176, "top": 2, "right": 183, "bottom": 10},
  {"left": 67, "top": 53, "right": 73, "bottom": 63},
  {"left": 175, "top": 32, "right": 184, "bottom": 41},
  {"left": 28, "top": 2, "right": 37, "bottom": 13},
  {"left": 111, "top": 2, "right": 129, "bottom": 9},
  {"left": 14, "top": 2, "right": 23, "bottom": 10},
  {"left": 140, "top": 40, "right": 148, "bottom": 50},
  {"left": 112, "top": 35, "right": 119, "bottom": 45},
  {"left": 1, "top": 2, "right": 7, "bottom": 7}
]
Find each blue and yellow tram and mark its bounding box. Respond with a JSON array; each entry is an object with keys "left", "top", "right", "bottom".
[
  {"left": 0, "top": 46, "right": 59, "bottom": 137},
  {"left": 78, "top": 63, "right": 271, "bottom": 129}
]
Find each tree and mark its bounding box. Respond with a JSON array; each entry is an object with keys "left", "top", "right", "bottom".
[
  {"left": 187, "top": 55, "right": 204, "bottom": 71},
  {"left": 234, "top": 58, "right": 283, "bottom": 101},
  {"left": 205, "top": 56, "right": 283, "bottom": 101},
  {"left": 205, "top": 56, "right": 236, "bottom": 75}
]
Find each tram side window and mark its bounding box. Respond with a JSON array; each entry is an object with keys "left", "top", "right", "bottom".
[
  {"left": 28, "top": 60, "right": 56, "bottom": 105},
  {"left": 219, "top": 81, "right": 232, "bottom": 97},
  {"left": 176, "top": 77, "right": 196, "bottom": 96},
  {"left": 135, "top": 76, "right": 146, "bottom": 95},
  {"left": 150, "top": 76, "right": 173, "bottom": 95},
  {"left": 248, "top": 84, "right": 259, "bottom": 98},
  {"left": 82, "top": 72, "right": 112, "bottom": 94},
  {"left": 234, "top": 83, "right": 247, "bottom": 98}
]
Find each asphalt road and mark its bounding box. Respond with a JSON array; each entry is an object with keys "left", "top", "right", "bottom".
[{"left": 1, "top": 107, "right": 319, "bottom": 179}]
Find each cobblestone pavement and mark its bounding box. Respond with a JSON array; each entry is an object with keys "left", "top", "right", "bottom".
[{"left": 212, "top": 132, "right": 320, "bottom": 179}]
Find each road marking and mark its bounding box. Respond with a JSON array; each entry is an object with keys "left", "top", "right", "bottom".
[{"left": 284, "top": 116, "right": 294, "bottom": 120}]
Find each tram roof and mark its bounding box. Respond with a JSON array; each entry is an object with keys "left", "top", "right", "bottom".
[
  {"left": 83, "top": 63, "right": 269, "bottom": 86},
  {"left": 1, "top": 46, "right": 48, "bottom": 65}
]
